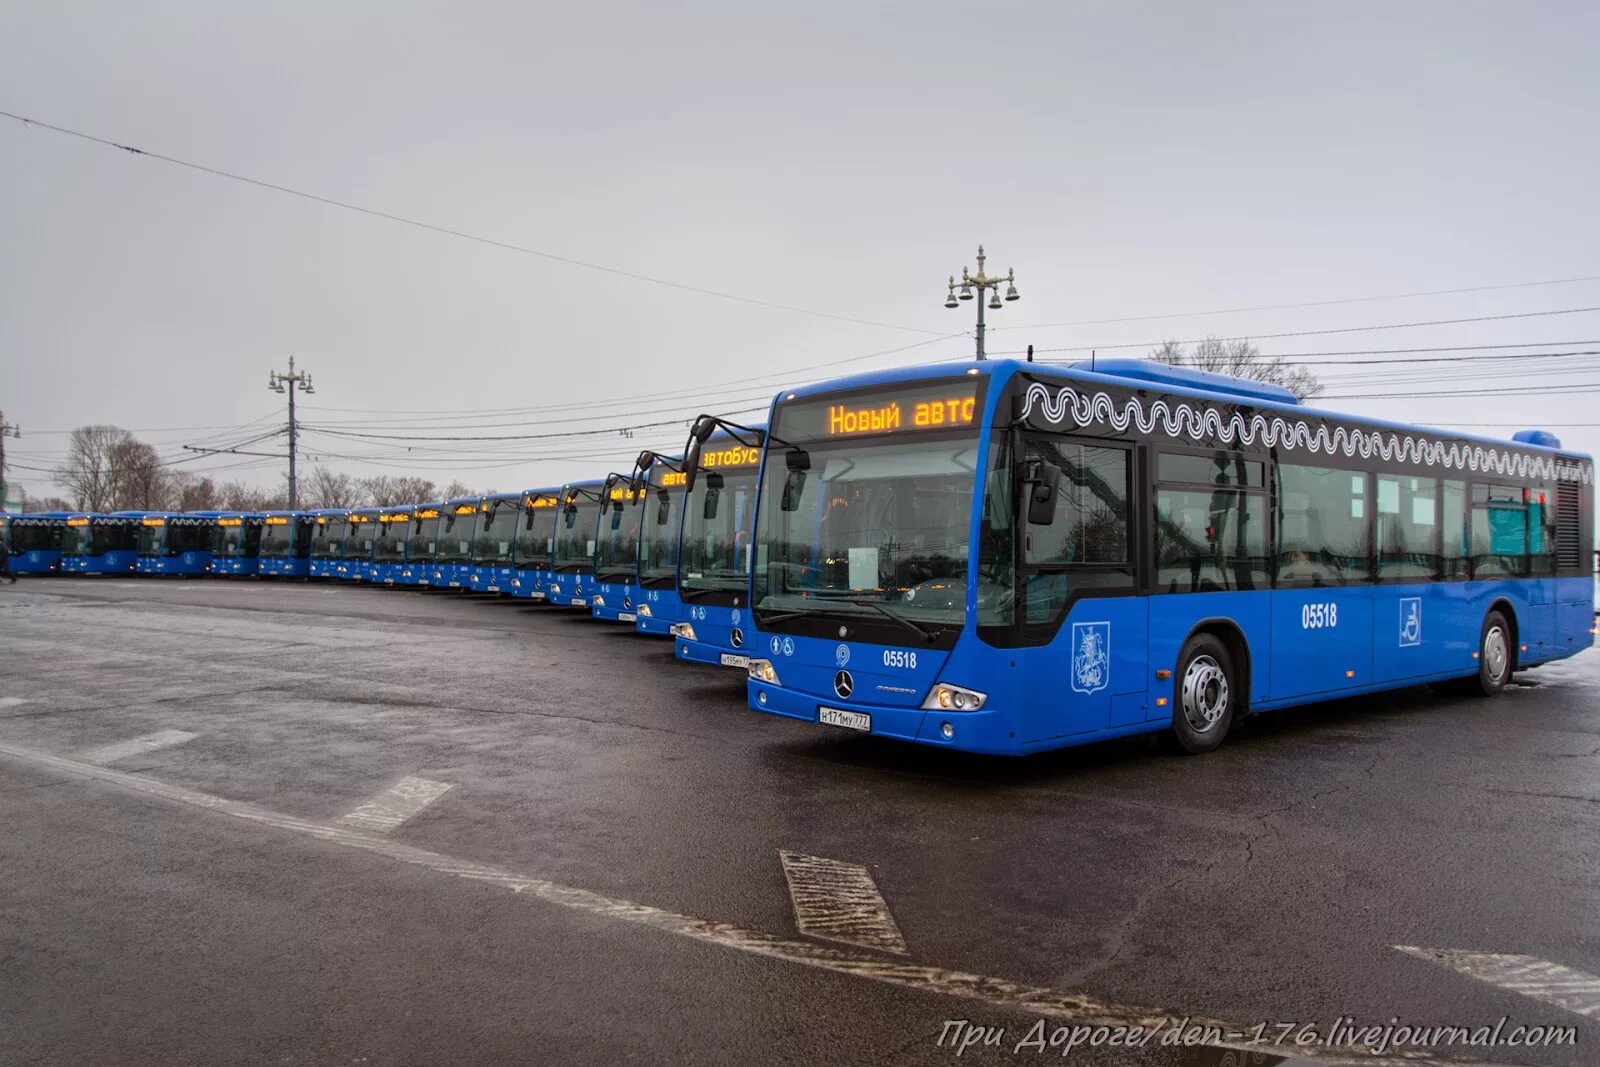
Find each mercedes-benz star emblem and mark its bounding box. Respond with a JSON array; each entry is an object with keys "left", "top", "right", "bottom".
[
  {"left": 834, "top": 670, "right": 854, "bottom": 700},
  {"left": 730, "top": 628, "right": 743, "bottom": 648}
]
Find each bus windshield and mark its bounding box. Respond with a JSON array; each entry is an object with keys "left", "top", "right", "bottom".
[
  {"left": 374, "top": 519, "right": 409, "bottom": 562},
  {"left": 63, "top": 524, "right": 88, "bottom": 556},
  {"left": 473, "top": 505, "right": 517, "bottom": 566},
  {"left": 312, "top": 519, "right": 348, "bottom": 559},
  {"left": 258, "top": 522, "right": 294, "bottom": 557},
  {"left": 594, "top": 497, "right": 643, "bottom": 581},
  {"left": 9, "top": 523, "right": 63, "bottom": 553},
  {"left": 435, "top": 513, "right": 475, "bottom": 564},
  {"left": 345, "top": 522, "right": 376, "bottom": 560},
  {"left": 136, "top": 524, "right": 165, "bottom": 556},
  {"left": 411, "top": 515, "right": 441, "bottom": 561},
  {"left": 753, "top": 381, "right": 991, "bottom": 630},
  {"left": 681, "top": 465, "right": 759, "bottom": 595},
  {"left": 213, "top": 524, "right": 252, "bottom": 557},
  {"left": 515, "top": 504, "right": 558, "bottom": 570},
  {"left": 87, "top": 522, "right": 137, "bottom": 556},
  {"left": 554, "top": 499, "right": 602, "bottom": 570},
  {"left": 639, "top": 485, "right": 686, "bottom": 587}
]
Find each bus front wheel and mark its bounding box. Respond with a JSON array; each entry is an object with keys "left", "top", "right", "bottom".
[{"left": 1171, "top": 633, "right": 1236, "bottom": 754}]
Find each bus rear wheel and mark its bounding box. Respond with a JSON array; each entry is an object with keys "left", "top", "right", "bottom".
[
  {"left": 1171, "top": 633, "right": 1236, "bottom": 754},
  {"left": 1467, "top": 609, "right": 1513, "bottom": 697}
]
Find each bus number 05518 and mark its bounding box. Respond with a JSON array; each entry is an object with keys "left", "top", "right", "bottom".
[{"left": 1301, "top": 602, "right": 1338, "bottom": 629}]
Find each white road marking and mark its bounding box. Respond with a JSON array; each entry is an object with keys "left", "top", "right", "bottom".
[
  {"left": 75, "top": 729, "right": 198, "bottom": 766},
  {"left": 780, "top": 850, "right": 907, "bottom": 954},
  {"left": 0, "top": 697, "right": 30, "bottom": 709},
  {"left": 337, "top": 776, "right": 454, "bottom": 833},
  {"left": 0, "top": 741, "right": 1472, "bottom": 1067},
  {"left": 1396, "top": 946, "right": 1600, "bottom": 1018}
]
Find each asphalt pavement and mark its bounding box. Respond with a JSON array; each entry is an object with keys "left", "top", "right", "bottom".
[{"left": 1, "top": 576, "right": 1595, "bottom": 1066}]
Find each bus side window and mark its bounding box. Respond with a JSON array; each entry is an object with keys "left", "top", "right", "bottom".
[{"left": 1441, "top": 480, "right": 1468, "bottom": 578}]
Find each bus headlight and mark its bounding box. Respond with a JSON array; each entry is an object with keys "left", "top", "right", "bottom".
[
  {"left": 922, "top": 682, "right": 987, "bottom": 712},
  {"left": 636, "top": 604, "right": 652, "bottom": 617},
  {"left": 669, "top": 622, "right": 696, "bottom": 640},
  {"left": 748, "top": 659, "right": 781, "bottom": 685},
  {"left": 592, "top": 594, "right": 606, "bottom": 607}
]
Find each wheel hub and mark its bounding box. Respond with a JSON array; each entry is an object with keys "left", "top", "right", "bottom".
[{"left": 1182, "top": 655, "right": 1230, "bottom": 733}]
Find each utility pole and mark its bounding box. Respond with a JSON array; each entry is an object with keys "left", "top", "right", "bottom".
[
  {"left": 944, "top": 244, "right": 1020, "bottom": 360},
  {"left": 267, "top": 357, "right": 314, "bottom": 509},
  {"left": 0, "top": 411, "right": 19, "bottom": 511}
]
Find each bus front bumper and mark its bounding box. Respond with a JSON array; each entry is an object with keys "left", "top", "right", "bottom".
[{"left": 746, "top": 679, "right": 1020, "bottom": 755}]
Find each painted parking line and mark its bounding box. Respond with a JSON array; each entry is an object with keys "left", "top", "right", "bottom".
[
  {"left": 1395, "top": 946, "right": 1600, "bottom": 1019},
  {"left": 0, "top": 738, "right": 1478, "bottom": 1066},
  {"left": 0, "top": 697, "right": 30, "bottom": 709},
  {"left": 780, "top": 850, "right": 907, "bottom": 955},
  {"left": 75, "top": 729, "right": 198, "bottom": 766},
  {"left": 337, "top": 777, "right": 454, "bottom": 833}
]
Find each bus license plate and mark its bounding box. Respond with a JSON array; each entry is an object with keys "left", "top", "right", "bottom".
[
  {"left": 570, "top": 597, "right": 587, "bottom": 607},
  {"left": 719, "top": 653, "right": 749, "bottom": 668},
  {"left": 618, "top": 612, "right": 637, "bottom": 622},
  {"left": 819, "top": 707, "right": 870, "bottom": 732},
  {"left": 486, "top": 586, "right": 500, "bottom": 593},
  {"left": 449, "top": 581, "right": 461, "bottom": 588}
]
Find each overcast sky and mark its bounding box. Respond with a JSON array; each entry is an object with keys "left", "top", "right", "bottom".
[{"left": 4, "top": 1, "right": 1599, "bottom": 499}]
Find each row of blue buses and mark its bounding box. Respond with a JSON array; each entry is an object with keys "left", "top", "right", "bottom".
[{"left": 6, "top": 358, "right": 1595, "bottom": 757}]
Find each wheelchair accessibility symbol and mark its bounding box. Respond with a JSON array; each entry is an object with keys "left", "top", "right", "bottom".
[{"left": 1399, "top": 598, "right": 1422, "bottom": 647}]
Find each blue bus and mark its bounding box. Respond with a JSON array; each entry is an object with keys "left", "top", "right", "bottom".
[
  {"left": 508, "top": 488, "right": 562, "bottom": 601},
  {"left": 392, "top": 504, "right": 435, "bottom": 587},
  {"left": 62, "top": 513, "right": 141, "bottom": 574},
  {"left": 210, "top": 513, "right": 264, "bottom": 576},
  {"left": 548, "top": 480, "right": 605, "bottom": 608},
  {"left": 738, "top": 358, "right": 1596, "bottom": 756},
  {"left": 627, "top": 454, "right": 689, "bottom": 636},
  {"left": 591, "top": 474, "right": 648, "bottom": 624},
  {"left": 671, "top": 423, "right": 766, "bottom": 666},
  {"left": 429, "top": 499, "right": 480, "bottom": 589},
  {"left": 373, "top": 506, "right": 417, "bottom": 585},
  {"left": 134, "top": 512, "right": 216, "bottom": 576},
  {"left": 3, "top": 512, "right": 71, "bottom": 576},
  {"left": 307, "top": 509, "right": 350, "bottom": 579},
  {"left": 342, "top": 508, "right": 382, "bottom": 581},
  {"left": 258, "top": 511, "right": 315, "bottom": 578},
  {"left": 467, "top": 493, "right": 520, "bottom": 594}
]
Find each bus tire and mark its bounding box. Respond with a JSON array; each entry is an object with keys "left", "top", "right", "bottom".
[
  {"left": 1171, "top": 633, "right": 1236, "bottom": 754},
  {"left": 1468, "top": 609, "right": 1513, "bottom": 697}
]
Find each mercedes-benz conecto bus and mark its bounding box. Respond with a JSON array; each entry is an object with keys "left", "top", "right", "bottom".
[
  {"left": 430, "top": 499, "right": 479, "bottom": 589},
  {"left": 210, "top": 514, "right": 264, "bottom": 576},
  {"left": 373, "top": 506, "right": 417, "bottom": 585},
  {"left": 739, "top": 358, "right": 1596, "bottom": 757},
  {"left": 343, "top": 508, "right": 382, "bottom": 581},
  {"left": 3, "top": 512, "right": 70, "bottom": 575},
  {"left": 62, "top": 513, "right": 141, "bottom": 574},
  {"left": 628, "top": 453, "right": 689, "bottom": 637},
  {"left": 134, "top": 512, "right": 216, "bottom": 576},
  {"left": 548, "top": 480, "right": 605, "bottom": 608},
  {"left": 468, "top": 493, "right": 519, "bottom": 594},
  {"left": 509, "top": 488, "right": 561, "bottom": 600},
  {"left": 308, "top": 510, "right": 350, "bottom": 579},
  {"left": 395, "top": 504, "right": 439, "bottom": 586},
  {"left": 672, "top": 422, "right": 766, "bottom": 666},
  {"left": 591, "top": 472, "right": 655, "bottom": 624},
  {"left": 258, "top": 511, "right": 315, "bottom": 578}
]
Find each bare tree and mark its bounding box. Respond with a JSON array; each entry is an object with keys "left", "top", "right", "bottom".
[
  {"left": 391, "top": 476, "right": 439, "bottom": 503},
  {"left": 54, "top": 425, "right": 132, "bottom": 510},
  {"left": 21, "top": 492, "right": 73, "bottom": 512},
  {"left": 305, "top": 466, "right": 362, "bottom": 508},
  {"left": 442, "top": 480, "right": 475, "bottom": 500},
  {"left": 217, "top": 481, "right": 287, "bottom": 511},
  {"left": 108, "top": 437, "right": 171, "bottom": 510},
  {"left": 1151, "top": 337, "right": 1322, "bottom": 400},
  {"left": 172, "top": 475, "right": 221, "bottom": 512}
]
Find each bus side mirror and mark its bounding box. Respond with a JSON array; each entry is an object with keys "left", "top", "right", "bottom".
[
  {"left": 1024, "top": 460, "right": 1063, "bottom": 525},
  {"left": 780, "top": 471, "right": 806, "bottom": 512}
]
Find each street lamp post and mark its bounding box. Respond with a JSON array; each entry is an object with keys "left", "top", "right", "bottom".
[
  {"left": 268, "top": 357, "right": 315, "bottom": 509},
  {"left": 0, "top": 412, "right": 19, "bottom": 509},
  {"left": 943, "top": 244, "right": 1019, "bottom": 360}
]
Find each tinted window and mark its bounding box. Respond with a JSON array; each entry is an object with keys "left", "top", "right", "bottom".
[
  {"left": 1471, "top": 483, "right": 1525, "bottom": 577},
  {"left": 1277, "top": 464, "right": 1369, "bottom": 584},
  {"left": 1159, "top": 452, "right": 1264, "bottom": 487},
  {"left": 1441, "top": 480, "right": 1468, "bottom": 578},
  {"left": 1376, "top": 474, "right": 1439, "bottom": 580},
  {"left": 1156, "top": 489, "right": 1267, "bottom": 592},
  {"left": 1025, "top": 440, "right": 1129, "bottom": 566}
]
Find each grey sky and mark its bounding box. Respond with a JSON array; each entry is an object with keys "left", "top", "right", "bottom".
[{"left": 4, "top": 1, "right": 1599, "bottom": 498}]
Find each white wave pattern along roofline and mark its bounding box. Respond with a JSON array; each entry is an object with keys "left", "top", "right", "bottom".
[{"left": 1020, "top": 382, "right": 1592, "bottom": 485}]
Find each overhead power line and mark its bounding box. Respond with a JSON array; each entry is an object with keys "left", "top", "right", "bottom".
[{"left": 0, "top": 109, "right": 940, "bottom": 337}]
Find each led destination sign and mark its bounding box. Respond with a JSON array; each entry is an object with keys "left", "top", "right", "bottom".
[{"left": 778, "top": 380, "right": 983, "bottom": 441}]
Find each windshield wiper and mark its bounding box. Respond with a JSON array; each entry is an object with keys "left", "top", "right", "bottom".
[{"left": 771, "top": 592, "right": 940, "bottom": 643}]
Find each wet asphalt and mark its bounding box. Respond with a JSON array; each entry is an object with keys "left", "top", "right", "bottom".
[{"left": 0, "top": 576, "right": 1595, "bottom": 1066}]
